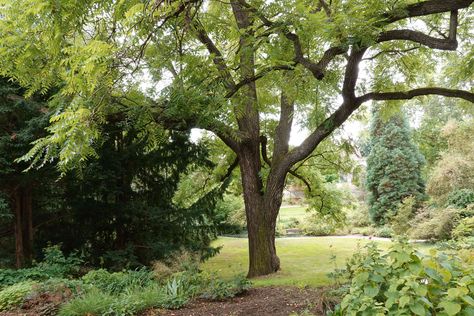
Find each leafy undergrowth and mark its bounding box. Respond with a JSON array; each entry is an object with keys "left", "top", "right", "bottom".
[
  {"left": 328, "top": 238, "right": 474, "bottom": 316},
  {"left": 0, "top": 247, "right": 251, "bottom": 316}
]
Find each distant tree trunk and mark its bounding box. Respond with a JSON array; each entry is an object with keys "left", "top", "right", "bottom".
[{"left": 13, "top": 186, "right": 34, "bottom": 268}]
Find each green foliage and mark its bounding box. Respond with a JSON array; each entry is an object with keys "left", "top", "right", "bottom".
[
  {"left": 301, "top": 217, "right": 339, "bottom": 236},
  {"left": 330, "top": 241, "right": 474, "bottom": 316},
  {"left": 0, "top": 245, "right": 82, "bottom": 289},
  {"left": 367, "top": 110, "right": 426, "bottom": 225},
  {"left": 453, "top": 218, "right": 474, "bottom": 239},
  {"left": 448, "top": 189, "right": 474, "bottom": 209},
  {"left": 427, "top": 120, "right": 474, "bottom": 205},
  {"left": 58, "top": 289, "right": 116, "bottom": 316},
  {"left": 390, "top": 196, "right": 415, "bottom": 236},
  {"left": 0, "top": 281, "right": 35, "bottom": 311},
  {"left": 412, "top": 98, "right": 470, "bottom": 171},
  {"left": 81, "top": 269, "right": 154, "bottom": 294},
  {"left": 213, "top": 193, "right": 245, "bottom": 234},
  {"left": 201, "top": 274, "right": 251, "bottom": 301},
  {"left": 410, "top": 206, "right": 460, "bottom": 241}
]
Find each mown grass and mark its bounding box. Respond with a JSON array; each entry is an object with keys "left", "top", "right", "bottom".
[{"left": 201, "top": 236, "right": 392, "bottom": 287}]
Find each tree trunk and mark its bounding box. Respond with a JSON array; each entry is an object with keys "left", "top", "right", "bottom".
[
  {"left": 240, "top": 146, "right": 284, "bottom": 277},
  {"left": 13, "top": 186, "right": 34, "bottom": 268}
]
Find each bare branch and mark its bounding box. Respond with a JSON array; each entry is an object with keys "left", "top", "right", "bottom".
[
  {"left": 362, "top": 47, "right": 420, "bottom": 60},
  {"left": 378, "top": 11, "right": 459, "bottom": 50},
  {"left": 272, "top": 91, "right": 294, "bottom": 163},
  {"left": 284, "top": 48, "right": 366, "bottom": 168},
  {"left": 236, "top": 0, "right": 346, "bottom": 80},
  {"left": 288, "top": 170, "right": 312, "bottom": 192},
  {"left": 358, "top": 87, "right": 474, "bottom": 104},
  {"left": 382, "top": 0, "right": 472, "bottom": 24}
]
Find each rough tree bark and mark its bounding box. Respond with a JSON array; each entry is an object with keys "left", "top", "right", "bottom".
[{"left": 13, "top": 186, "right": 33, "bottom": 268}]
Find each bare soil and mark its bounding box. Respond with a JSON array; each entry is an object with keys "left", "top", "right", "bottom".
[{"left": 145, "top": 286, "right": 337, "bottom": 316}]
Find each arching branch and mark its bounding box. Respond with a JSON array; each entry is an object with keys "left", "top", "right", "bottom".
[
  {"left": 382, "top": 0, "right": 472, "bottom": 24},
  {"left": 377, "top": 11, "right": 459, "bottom": 50},
  {"left": 358, "top": 88, "right": 474, "bottom": 104}
]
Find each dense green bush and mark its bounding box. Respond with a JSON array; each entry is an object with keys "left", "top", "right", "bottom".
[
  {"left": 301, "top": 220, "right": 337, "bottom": 236},
  {"left": 0, "top": 245, "right": 82, "bottom": 289},
  {"left": 201, "top": 274, "right": 251, "bottom": 301},
  {"left": 0, "top": 281, "right": 35, "bottom": 311},
  {"left": 448, "top": 189, "right": 474, "bottom": 209},
  {"left": 329, "top": 241, "right": 474, "bottom": 316},
  {"left": 410, "top": 206, "right": 460, "bottom": 241}
]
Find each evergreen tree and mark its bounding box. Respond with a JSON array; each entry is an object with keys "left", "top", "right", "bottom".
[{"left": 366, "top": 109, "right": 426, "bottom": 225}]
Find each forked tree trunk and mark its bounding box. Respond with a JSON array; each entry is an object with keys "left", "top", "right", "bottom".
[{"left": 240, "top": 146, "right": 285, "bottom": 277}]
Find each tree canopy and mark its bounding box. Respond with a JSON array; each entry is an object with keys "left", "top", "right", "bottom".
[{"left": 0, "top": 0, "right": 472, "bottom": 276}]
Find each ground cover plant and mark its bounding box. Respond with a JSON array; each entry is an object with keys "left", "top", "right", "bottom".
[
  {"left": 329, "top": 240, "right": 474, "bottom": 316},
  {"left": 0, "top": 247, "right": 251, "bottom": 315}
]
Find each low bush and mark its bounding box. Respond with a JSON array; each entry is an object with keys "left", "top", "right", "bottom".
[
  {"left": 329, "top": 240, "right": 474, "bottom": 316},
  {"left": 58, "top": 289, "right": 115, "bottom": 316},
  {"left": 345, "top": 205, "right": 371, "bottom": 228},
  {"left": 0, "top": 281, "right": 35, "bottom": 311},
  {"left": 301, "top": 214, "right": 342, "bottom": 236},
  {"left": 349, "top": 226, "right": 376, "bottom": 236},
  {"left": 201, "top": 274, "right": 251, "bottom": 301},
  {"left": 81, "top": 268, "right": 153, "bottom": 294},
  {"left": 410, "top": 206, "right": 460, "bottom": 240},
  {"left": 0, "top": 245, "right": 82, "bottom": 289},
  {"left": 448, "top": 189, "right": 474, "bottom": 209},
  {"left": 453, "top": 217, "right": 474, "bottom": 239},
  {"left": 373, "top": 226, "right": 393, "bottom": 238}
]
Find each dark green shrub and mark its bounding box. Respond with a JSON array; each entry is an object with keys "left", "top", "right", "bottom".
[
  {"left": 329, "top": 241, "right": 474, "bottom": 316},
  {"left": 366, "top": 111, "right": 426, "bottom": 225},
  {"left": 447, "top": 189, "right": 474, "bottom": 209}
]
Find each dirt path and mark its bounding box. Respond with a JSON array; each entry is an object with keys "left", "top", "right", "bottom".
[{"left": 146, "top": 286, "right": 337, "bottom": 316}]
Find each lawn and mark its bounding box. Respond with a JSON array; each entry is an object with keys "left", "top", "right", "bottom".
[
  {"left": 277, "top": 205, "right": 308, "bottom": 226},
  {"left": 201, "top": 236, "right": 391, "bottom": 287}
]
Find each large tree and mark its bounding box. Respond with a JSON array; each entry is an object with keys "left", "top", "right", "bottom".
[
  {"left": 0, "top": 0, "right": 473, "bottom": 277},
  {"left": 366, "top": 110, "right": 425, "bottom": 225}
]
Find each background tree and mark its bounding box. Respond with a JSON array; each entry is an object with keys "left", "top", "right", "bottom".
[
  {"left": 0, "top": 77, "right": 54, "bottom": 268},
  {"left": 411, "top": 97, "right": 473, "bottom": 172},
  {"left": 366, "top": 109, "right": 426, "bottom": 225},
  {"left": 0, "top": 0, "right": 473, "bottom": 277},
  {"left": 427, "top": 119, "right": 474, "bottom": 205}
]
